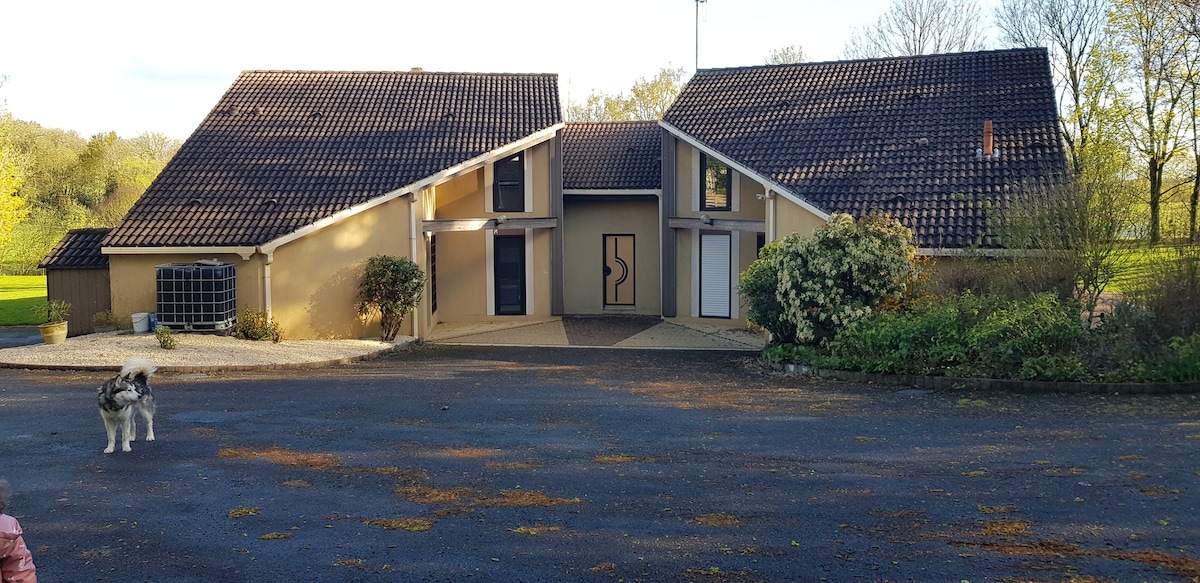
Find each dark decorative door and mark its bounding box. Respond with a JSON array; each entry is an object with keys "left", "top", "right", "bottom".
[
  {"left": 604, "top": 235, "right": 635, "bottom": 307},
  {"left": 494, "top": 234, "right": 525, "bottom": 315}
]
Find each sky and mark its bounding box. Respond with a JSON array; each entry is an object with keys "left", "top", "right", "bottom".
[{"left": 2, "top": 0, "right": 1002, "bottom": 140}]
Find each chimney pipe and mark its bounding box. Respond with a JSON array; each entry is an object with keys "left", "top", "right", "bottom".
[{"left": 983, "top": 120, "right": 994, "bottom": 156}]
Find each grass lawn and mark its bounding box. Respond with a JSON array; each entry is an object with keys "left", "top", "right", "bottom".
[
  {"left": 0, "top": 275, "right": 48, "bottom": 325},
  {"left": 1107, "top": 244, "right": 1193, "bottom": 294}
]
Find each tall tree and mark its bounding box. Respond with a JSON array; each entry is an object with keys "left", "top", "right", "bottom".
[
  {"left": 765, "top": 45, "right": 807, "bottom": 65},
  {"left": 1177, "top": 0, "right": 1200, "bottom": 241},
  {"left": 843, "top": 0, "right": 989, "bottom": 59},
  {"left": 995, "top": 0, "right": 1114, "bottom": 175},
  {"left": 565, "top": 67, "right": 687, "bottom": 122},
  {"left": 1110, "top": 0, "right": 1192, "bottom": 243},
  {"left": 0, "top": 115, "right": 27, "bottom": 247}
]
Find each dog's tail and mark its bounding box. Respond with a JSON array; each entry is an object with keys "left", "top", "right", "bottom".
[{"left": 120, "top": 357, "right": 157, "bottom": 381}]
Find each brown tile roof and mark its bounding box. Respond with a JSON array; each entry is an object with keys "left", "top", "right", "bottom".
[
  {"left": 563, "top": 121, "right": 661, "bottom": 190},
  {"left": 662, "top": 48, "right": 1069, "bottom": 249},
  {"left": 38, "top": 228, "right": 111, "bottom": 269},
  {"left": 104, "top": 71, "right": 561, "bottom": 248}
]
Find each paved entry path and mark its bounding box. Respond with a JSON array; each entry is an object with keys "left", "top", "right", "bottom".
[
  {"left": 427, "top": 316, "right": 766, "bottom": 350},
  {"left": 1, "top": 346, "right": 1197, "bottom": 582}
]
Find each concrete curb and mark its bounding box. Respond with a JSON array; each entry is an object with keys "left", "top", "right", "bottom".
[{"left": 768, "top": 363, "right": 1200, "bottom": 395}]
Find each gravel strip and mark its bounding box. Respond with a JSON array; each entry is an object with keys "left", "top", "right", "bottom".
[{"left": 0, "top": 331, "right": 397, "bottom": 371}]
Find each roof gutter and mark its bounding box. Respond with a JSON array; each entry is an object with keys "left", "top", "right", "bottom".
[
  {"left": 256, "top": 123, "right": 565, "bottom": 256},
  {"left": 101, "top": 246, "right": 257, "bottom": 259},
  {"left": 657, "top": 120, "right": 831, "bottom": 221}
]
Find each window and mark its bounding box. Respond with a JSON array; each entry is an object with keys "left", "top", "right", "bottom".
[
  {"left": 493, "top": 152, "right": 525, "bottom": 212},
  {"left": 429, "top": 234, "right": 438, "bottom": 313},
  {"left": 701, "top": 153, "right": 731, "bottom": 211}
]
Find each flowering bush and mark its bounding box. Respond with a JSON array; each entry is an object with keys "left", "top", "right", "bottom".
[{"left": 763, "top": 213, "right": 920, "bottom": 344}]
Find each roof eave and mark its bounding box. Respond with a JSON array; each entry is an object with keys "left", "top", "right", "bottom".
[{"left": 563, "top": 189, "right": 661, "bottom": 196}]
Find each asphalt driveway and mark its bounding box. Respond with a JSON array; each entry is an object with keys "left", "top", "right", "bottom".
[{"left": 1, "top": 345, "right": 1198, "bottom": 582}]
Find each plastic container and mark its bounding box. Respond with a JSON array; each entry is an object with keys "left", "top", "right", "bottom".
[
  {"left": 132, "top": 312, "right": 150, "bottom": 333},
  {"left": 148, "top": 313, "right": 158, "bottom": 332}
]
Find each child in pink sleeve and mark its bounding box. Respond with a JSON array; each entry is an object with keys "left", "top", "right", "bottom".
[{"left": 0, "top": 478, "right": 37, "bottom": 583}]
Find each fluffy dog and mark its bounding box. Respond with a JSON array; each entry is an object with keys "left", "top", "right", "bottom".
[{"left": 97, "top": 357, "right": 157, "bottom": 454}]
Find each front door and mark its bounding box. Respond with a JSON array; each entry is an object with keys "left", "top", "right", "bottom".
[
  {"left": 604, "top": 234, "right": 635, "bottom": 307},
  {"left": 494, "top": 234, "right": 526, "bottom": 315}
]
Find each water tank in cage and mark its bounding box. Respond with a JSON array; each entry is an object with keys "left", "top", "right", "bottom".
[{"left": 155, "top": 260, "right": 237, "bottom": 331}]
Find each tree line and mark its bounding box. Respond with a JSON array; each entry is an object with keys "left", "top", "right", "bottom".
[{"left": 0, "top": 107, "right": 180, "bottom": 274}]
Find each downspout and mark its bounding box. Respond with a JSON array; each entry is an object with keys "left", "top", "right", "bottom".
[
  {"left": 262, "top": 252, "right": 274, "bottom": 319},
  {"left": 410, "top": 191, "right": 421, "bottom": 340},
  {"left": 766, "top": 189, "right": 777, "bottom": 241}
]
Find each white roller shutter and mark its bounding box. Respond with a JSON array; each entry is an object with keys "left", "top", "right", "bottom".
[{"left": 700, "top": 233, "right": 731, "bottom": 318}]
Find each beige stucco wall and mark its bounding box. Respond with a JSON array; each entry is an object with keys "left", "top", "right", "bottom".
[
  {"left": 107, "top": 198, "right": 416, "bottom": 341},
  {"left": 269, "top": 196, "right": 414, "bottom": 339},
  {"left": 774, "top": 196, "right": 827, "bottom": 240},
  {"left": 562, "top": 197, "right": 661, "bottom": 315},
  {"left": 108, "top": 252, "right": 263, "bottom": 330}
]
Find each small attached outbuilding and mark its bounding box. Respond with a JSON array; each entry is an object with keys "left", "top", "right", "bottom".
[{"left": 38, "top": 228, "right": 113, "bottom": 336}]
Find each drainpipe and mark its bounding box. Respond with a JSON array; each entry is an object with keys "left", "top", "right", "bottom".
[
  {"left": 766, "top": 189, "right": 777, "bottom": 241},
  {"left": 409, "top": 191, "right": 421, "bottom": 340},
  {"left": 262, "top": 251, "right": 274, "bottom": 319}
]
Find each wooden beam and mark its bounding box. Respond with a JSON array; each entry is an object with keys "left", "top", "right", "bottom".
[
  {"left": 422, "top": 218, "right": 558, "bottom": 233},
  {"left": 668, "top": 217, "right": 765, "bottom": 233}
]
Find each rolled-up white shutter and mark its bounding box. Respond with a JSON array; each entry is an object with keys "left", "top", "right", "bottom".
[{"left": 700, "top": 233, "right": 731, "bottom": 318}]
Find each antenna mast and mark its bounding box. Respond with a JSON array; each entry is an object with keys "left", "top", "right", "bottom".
[{"left": 695, "top": 0, "right": 707, "bottom": 72}]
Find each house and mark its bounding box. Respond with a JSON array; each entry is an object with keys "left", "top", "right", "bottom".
[
  {"left": 96, "top": 48, "right": 1065, "bottom": 339},
  {"left": 102, "top": 70, "right": 564, "bottom": 339},
  {"left": 658, "top": 48, "right": 1067, "bottom": 320}
]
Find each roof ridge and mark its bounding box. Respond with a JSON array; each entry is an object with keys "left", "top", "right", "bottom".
[
  {"left": 238, "top": 70, "right": 559, "bottom": 77},
  {"left": 695, "top": 47, "right": 1047, "bottom": 76},
  {"left": 565, "top": 120, "right": 659, "bottom": 126}
]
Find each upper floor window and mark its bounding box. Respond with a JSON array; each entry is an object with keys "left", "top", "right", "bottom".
[
  {"left": 493, "top": 152, "right": 525, "bottom": 212},
  {"left": 701, "top": 153, "right": 731, "bottom": 211}
]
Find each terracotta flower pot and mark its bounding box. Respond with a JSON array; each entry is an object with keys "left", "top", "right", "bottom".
[{"left": 39, "top": 321, "right": 68, "bottom": 345}]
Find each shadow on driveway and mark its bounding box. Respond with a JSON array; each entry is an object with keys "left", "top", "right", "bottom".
[{"left": 2, "top": 345, "right": 1199, "bottom": 582}]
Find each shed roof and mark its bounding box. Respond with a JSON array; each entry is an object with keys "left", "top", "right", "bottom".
[
  {"left": 662, "top": 48, "right": 1068, "bottom": 248},
  {"left": 103, "top": 71, "right": 562, "bottom": 249},
  {"left": 39, "top": 228, "right": 112, "bottom": 269}
]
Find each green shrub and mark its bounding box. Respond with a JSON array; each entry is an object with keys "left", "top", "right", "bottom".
[
  {"left": 155, "top": 325, "right": 176, "bottom": 350},
  {"left": 236, "top": 307, "right": 283, "bottom": 342},
  {"left": 770, "top": 213, "right": 920, "bottom": 344},
  {"left": 1019, "top": 354, "right": 1087, "bottom": 382},
  {"left": 962, "top": 293, "right": 1088, "bottom": 379},
  {"left": 739, "top": 241, "right": 796, "bottom": 344},
  {"left": 1131, "top": 334, "right": 1200, "bottom": 383},
  {"left": 91, "top": 309, "right": 119, "bottom": 328},
  {"left": 1124, "top": 244, "right": 1200, "bottom": 340},
  {"left": 31, "top": 299, "right": 70, "bottom": 324},
  {"left": 824, "top": 295, "right": 989, "bottom": 376},
  {"left": 357, "top": 255, "right": 425, "bottom": 342},
  {"left": 762, "top": 343, "right": 825, "bottom": 366},
  {"left": 1078, "top": 300, "right": 1160, "bottom": 382}
]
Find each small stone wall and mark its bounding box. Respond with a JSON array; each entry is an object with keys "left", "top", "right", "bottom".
[{"left": 774, "top": 364, "right": 1200, "bottom": 394}]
